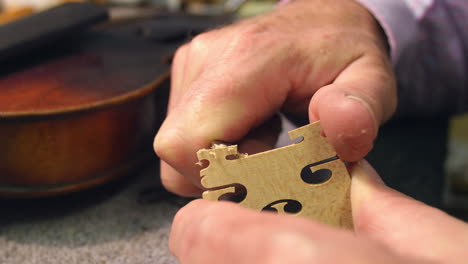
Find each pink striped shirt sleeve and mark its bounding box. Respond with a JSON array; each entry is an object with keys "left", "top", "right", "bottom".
[{"left": 350, "top": 0, "right": 468, "bottom": 115}]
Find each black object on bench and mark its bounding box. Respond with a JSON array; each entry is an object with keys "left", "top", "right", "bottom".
[{"left": 0, "top": 2, "right": 109, "bottom": 63}]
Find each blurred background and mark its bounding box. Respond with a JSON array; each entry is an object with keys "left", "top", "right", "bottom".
[{"left": 0, "top": 0, "right": 276, "bottom": 22}]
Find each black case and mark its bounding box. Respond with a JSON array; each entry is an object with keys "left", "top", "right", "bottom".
[{"left": 0, "top": 2, "right": 109, "bottom": 63}]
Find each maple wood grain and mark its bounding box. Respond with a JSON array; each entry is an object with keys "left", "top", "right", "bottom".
[{"left": 198, "top": 122, "right": 353, "bottom": 229}]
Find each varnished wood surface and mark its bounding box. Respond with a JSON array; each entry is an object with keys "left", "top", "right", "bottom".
[
  {"left": 0, "top": 19, "right": 176, "bottom": 197},
  {"left": 0, "top": 29, "right": 173, "bottom": 116}
]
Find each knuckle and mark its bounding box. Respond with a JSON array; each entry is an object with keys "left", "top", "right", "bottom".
[
  {"left": 189, "top": 32, "right": 213, "bottom": 54},
  {"left": 229, "top": 22, "right": 272, "bottom": 51},
  {"left": 367, "top": 55, "right": 397, "bottom": 118},
  {"left": 172, "top": 44, "right": 188, "bottom": 64},
  {"left": 153, "top": 134, "right": 169, "bottom": 160},
  {"left": 160, "top": 174, "right": 183, "bottom": 196},
  {"left": 153, "top": 128, "right": 187, "bottom": 166},
  {"left": 160, "top": 173, "right": 201, "bottom": 197}
]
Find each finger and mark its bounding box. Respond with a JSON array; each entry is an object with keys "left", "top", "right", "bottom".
[
  {"left": 309, "top": 54, "right": 397, "bottom": 161},
  {"left": 171, "top": 32, "right": 225, "bottom": 106},
  {"left": 158, "top": 115, "right": 281, "bottom": 197},
  {"left": 169, "top": 41, "right": 208, "bottom": 110},
  {"left": 180, "top": 33, "right": 219, "bottom": 87},
  {"left": 351, "top": 160, "right": 468, "bottom": 263},
  {"left": 170, "top": 200, "right": 415, "bottom": 264},
  {"left": 157, "top": 41, "right": 210, "bottom": 197},
  {"left": 154, "top": 45, "right": 290, "bottom": 186},
  {"left": 170, "top": 44, "right": 189, "bottom": 100},
  {"left": 160, "top": 161, "right": 202, "bottom": 197}
]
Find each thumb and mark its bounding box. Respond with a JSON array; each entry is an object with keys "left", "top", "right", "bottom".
[
  {"left": 351, "top": 160, "right": 468, "bottom": 263},
  {"left": 309, "top": 55, "right": 397, "bottom": 162}
]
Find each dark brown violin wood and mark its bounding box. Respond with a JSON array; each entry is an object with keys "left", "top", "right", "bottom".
[
  {"left": 0, "top": 23, "right": 173, "bottom": 197},
  {"left": 0, "top": 31, "right": 170, "bottom": 115}
]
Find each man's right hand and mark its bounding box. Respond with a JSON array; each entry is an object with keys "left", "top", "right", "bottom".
[{"left": 154, "top": 0, "right": 397, "bottom": 197}]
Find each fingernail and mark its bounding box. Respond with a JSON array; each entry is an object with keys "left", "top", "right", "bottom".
[
  {"left": 350, "top": 160, "right": 387, "bottom": 217},
  {"left": 356, "top": 160, "right": 385, "bottom": 185},
  {"left": 346, "top": 95, "right": 378, "bottom": 132}
]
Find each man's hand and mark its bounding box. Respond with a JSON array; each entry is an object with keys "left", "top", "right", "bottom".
[
  {"left": 169, "top": 161, "right": 468, "bottom": 264},
  {"left": 154, "top": 0, "right": 397, "bottom": 196}
]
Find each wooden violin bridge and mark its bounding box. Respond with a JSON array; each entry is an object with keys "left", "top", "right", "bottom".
[{"left": 197, "top": 121, "right": 353, "bottom": 229}]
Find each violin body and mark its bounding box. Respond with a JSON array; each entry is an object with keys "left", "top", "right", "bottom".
[
  {"left": 0, "top": 22, "right": 172, "bottom": 197},
  {"left": 0, "top": 94, "right": 160, "bottom": 197}
]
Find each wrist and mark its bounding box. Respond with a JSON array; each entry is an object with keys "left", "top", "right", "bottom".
[{"left": 276, "top": 0, "right": 391, "bottom": 57}]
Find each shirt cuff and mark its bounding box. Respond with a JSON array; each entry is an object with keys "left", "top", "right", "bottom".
[{"left": 353, "top": 0, "right": 421, "bottom": 63}]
